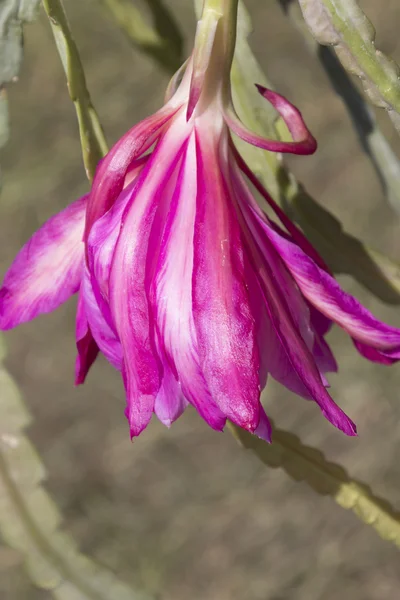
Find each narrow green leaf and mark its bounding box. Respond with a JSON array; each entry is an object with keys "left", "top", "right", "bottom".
[
  {"left": 42, "top": 0, "right": 108, "bottom": 181},
  {"left": 229, "top": 422, "right": 400, "bottom": 549},
  {"left": 98, "top": 0, "right": 183, "bottom": 74},
  {"left": 298, "top": 0, "right": 400, "bottom": 134}
]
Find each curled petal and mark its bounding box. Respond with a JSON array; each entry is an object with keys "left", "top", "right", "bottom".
[
  {"left": 225, "top": 86, "right": 316, "bottom": 155},
  {"left": 0, "top": 196, "right": 86, "bottom": 330},
  {"left": 192, "top": 127, "right": 261, "bottom": 431}
]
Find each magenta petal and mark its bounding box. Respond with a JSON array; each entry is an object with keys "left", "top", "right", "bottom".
[
  {"left": 232, "top": 173, "right": 356, "bottom": 435},
  {"left": 260, "top": 220, "right": 400, "bottom": 355},
  {"left": 81, "top": 269, "right": 122, "bottom": 370},
  {"left": 75, "top": 290, "right": 99, "bottom": 385},
  {"left": 110, "top": 123, "right": 191, "bottom": 437},
  {"left": 313, "top": 334, "right": 338, "bottom": 374},
  {"left": 353, "top": 339, "right": 400, "bottom": 365},
  {"left": 0, "top": 195, "right": 86, "bottom": 330},
  {"left": 110, "top": 201, "right": 160, "bottom": 436},
  {"left": 154, "top": 349, "right": 188, "bottom": 427},
  {"left": 233, "top": 146, "right": 330, "bottom": 273},
  {"left": 254, "top": 405, "right": 272, "bottom": 443},
  {"left": 192, "top": 128, "right": 261, "bottom": 432},
  {"left": 246, "top": 257, "right": 314, "bottom": 399},
  {"left": 88, "top": 176, "right": 136, "bottom": 302},
  {"left": 151, "top": 134, "right": 226, "bottom": 431},
  {"left": 224, "top": 87, "right": 317, "bottom": 155},
  {"left": 248, "top": 240, "right": 355, "bottom": 434}
]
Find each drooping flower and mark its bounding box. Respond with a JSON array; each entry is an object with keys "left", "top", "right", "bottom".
[{"left": 2, "top": 0, "right": 400, "bottom": 441}]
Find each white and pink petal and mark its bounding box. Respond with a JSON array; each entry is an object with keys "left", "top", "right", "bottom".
[
  {"left": 192, "top": 127, "right": 261, "bottom": 432},
  {"left": 0, "top": 195, "right": 86, "bottom": 330}
]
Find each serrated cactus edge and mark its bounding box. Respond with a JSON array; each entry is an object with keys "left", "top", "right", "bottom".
[{"left": 298, "top": 0, "right": 400, "bottom": 134}]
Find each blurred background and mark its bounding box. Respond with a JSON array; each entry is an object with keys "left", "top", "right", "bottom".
[{"left": 1, "top": 0, "right": 400, "bottom": 598}]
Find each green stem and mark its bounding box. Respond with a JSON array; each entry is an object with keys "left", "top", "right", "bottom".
[
  {"left": 42, "top": 0, "right": 108, "bottom": 181},
  {"left": 202, "top": 0, "right": 239, "bottom": 63}
]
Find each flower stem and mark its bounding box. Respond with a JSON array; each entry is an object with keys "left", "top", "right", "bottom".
[
  {"left": 201, "top": 0, "right": 238, "bottom": 61},
  {"left": 42, "top": 0, "right": 108, "bottom": 181}
]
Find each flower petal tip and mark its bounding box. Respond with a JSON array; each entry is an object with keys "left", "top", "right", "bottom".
[
  {"left": 328, "top": 412, "right": 358, "bottom": 437},
  {"left": 254, "top": 407, "right": 273, "bottom": 443}
]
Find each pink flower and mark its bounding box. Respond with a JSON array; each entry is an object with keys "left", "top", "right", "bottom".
[{"left": 2, "top": 2, "right": 400, "bottom": 441}]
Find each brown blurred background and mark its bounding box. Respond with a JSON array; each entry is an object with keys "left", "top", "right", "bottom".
[{"left": 1, "top": 1, "right": 400, "bottom": 598}]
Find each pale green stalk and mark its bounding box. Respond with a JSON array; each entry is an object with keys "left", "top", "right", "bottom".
[{"left": 42, "top": 0, "right": 108, "bottom": 181}]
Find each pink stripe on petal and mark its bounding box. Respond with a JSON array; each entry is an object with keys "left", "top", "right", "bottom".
[
  {"left": 151, "top": 134, "right": 226, "bottom": 431},
  {"left": 192, "top": 127, "right": 260, "bottom": 432},
  {"left": 0, "top": 195, "right": 86, "bottom": 330},
  {"left": 224, "top": 87, "right": 316, "bottom": 155}
]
